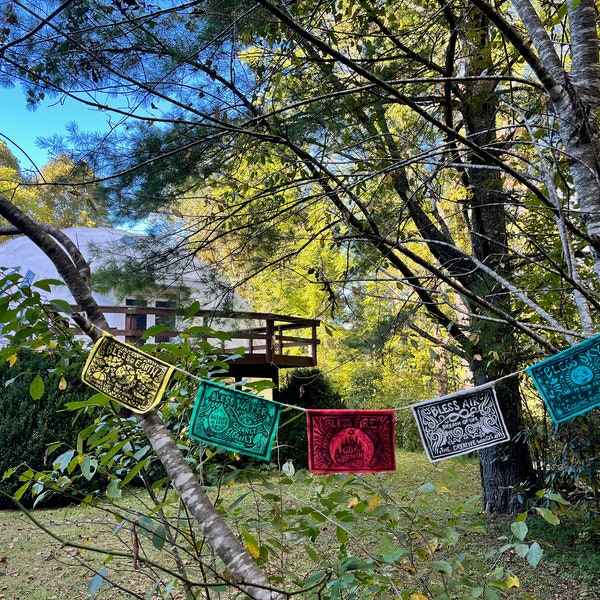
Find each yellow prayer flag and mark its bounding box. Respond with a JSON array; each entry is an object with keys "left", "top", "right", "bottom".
[{"left": 82, "top": 334, "right": 175, "bottom": 414}]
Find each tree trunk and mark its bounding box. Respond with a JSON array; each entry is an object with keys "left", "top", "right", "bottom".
[
  {"left": 474, "top": 370, "right": 536, "bottom": 514},
  {"left": 461, "top": 10, "right": 537, "bottom": 513},
  {"left": 0, "top": 195, "right": 282, "bottom": 600}
]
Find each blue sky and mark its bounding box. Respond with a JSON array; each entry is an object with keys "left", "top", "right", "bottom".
[{"left": 1, "top": 87, "right": 109, "bottom": 169}]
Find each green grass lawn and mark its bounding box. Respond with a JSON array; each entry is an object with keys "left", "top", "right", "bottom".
[{"left": 0, "top": 451, "right": 598, "bottom": 599}]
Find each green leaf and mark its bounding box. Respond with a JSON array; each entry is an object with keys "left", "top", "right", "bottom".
[
  {"left": 434, "top": 560, "right": 453, "bottom": 575},
  {"left": 543, "top": 492, "right": 570, "bottom": 506},
  {"left": 510, "top": 521, "right": 528, "bottom": 542},
  {"left": 33, "top": 278, "right": 64, "bottom": 291},
  {"left": 336, "top": 526, "right": 348, "bottom": 543},
  {"left": 484, "top": 587, "right": 500, "bottom": 600},
  {"left": 133, "top": 445, "right": 151, "bottom": 461},
  {"left": 463, "top": 522, "right": 486, "bottom": 533},
  {"left": 29, "top": 374, "right": 44, "bottom": 400},
  {"left": 527, "top": 542, "right": 543, "bottom": 567},
  {"left": 304, "top": 544, "right": 319, "bottom": 562},
  {"left": 88, "top": 568, "right": 107, "bottom": 594},
  {"left": 13, "top": 481, "right": 31, "bottom": 501},
  {"left": 80, "top": 456, "right": 98, "bottom": 481},
  {"left": 377, "top": 532, "right": 396, "bottom": 556},
  {"left": 514, "top": 543, "right": 529, "bottom": 558},
  {"left": 141, "top": 325, "right": 171, "bottom": 340},
  {"left": 32, "top": 491, "right": 48, "bottom": 508},
  {"left": 48, "top": 298, "right": 73, "bottom": 314},
  {"left": 535, "top": 507, "right": 560, "bottom": 525},
  {"left": 229, "top": 492, "right": 250, "bottom": 509},
  {"left": 184, "top": 300, "right": 201, "bottom": 319},
  {"left": 46, "top": 441, "right": 63, "bottom": 456},
  {"left": 54, "top": 450, "right": 75, "bottom": 472},
  {"left": 65, "top": 394, "right": 110, "bottom": 410},
  {"left": 106, "top": 479, "right": 122, "bottom": 500},
  {"left": 243, "top": 379, "right": 276, "bottom": 392},
  {"left": 303, "top": 571, "right": 328, "bottom": 588},
  {"left": 152, "top": 524, "right": 167, "bottom": 551},
  {"left": 121, "top": 458, "right": 148, "bottom": 486},
  {"left": 340, "top": 556, "right": 370, "bottom": 571}
]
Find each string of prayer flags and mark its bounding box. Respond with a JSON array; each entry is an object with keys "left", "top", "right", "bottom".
[
  {"left": 412, "top": 383, "right": 510, "bottom": 462},
  {"left": 81, "top": 333, "right": 175, "bottom": 414},
  {"left": 306, "top": 409, "right": 396, "bottom": 474},
  {"left": 189, "top": 380, "right": 282, "bottom": 461},
  {"left": 526, "top": 334, "right": 600, "bottom": 424}
]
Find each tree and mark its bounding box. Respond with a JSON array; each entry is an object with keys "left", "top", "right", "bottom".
[
  {"left": 0, "top": 199, "right": 281, "bottom": 599},
  {"left": 1, "top": 0, "right": 599, "bottom": 517},
  {"left": 0, "top": 141, "right": 108, "bottom": 227}
]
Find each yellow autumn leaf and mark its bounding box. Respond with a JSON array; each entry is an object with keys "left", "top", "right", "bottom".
[
  {"left": 369, "top": 493, "right": 380, "bottom": 512},
  {"left": 241, "top": 528, "right": 260, "bottom": 559},
  {"left": 59, "top": 376, "right": 67, "bottom": 390},
  {"left": 409, "top": 593, "right": 428, "bottom": 600},
  {"left": 426, "top": 538, "right": 439, "bottom": 556},
  {"left": 347, "top": 496, "right": 359, "bottom": 509},
  {"left": 505, "top": 574, "right": 520, "bottom": 588},
  {"left": 7, "top": 353, "right": 17, "bottom": 367}
]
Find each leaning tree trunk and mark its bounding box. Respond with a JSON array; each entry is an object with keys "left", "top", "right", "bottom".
[{"left": 0, "top": 195, "right": 282, "bottom": 600}]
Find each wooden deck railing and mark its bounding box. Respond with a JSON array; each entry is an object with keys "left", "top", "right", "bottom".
[{"left": 95, "top": 306, "right": 320, "bottom": 372}]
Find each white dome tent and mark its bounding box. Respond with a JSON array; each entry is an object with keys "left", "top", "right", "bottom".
[{"left": 0, "top": 226, "right": 249, "bottom": 340}]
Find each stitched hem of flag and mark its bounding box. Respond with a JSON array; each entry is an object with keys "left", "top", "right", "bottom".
[
  {"left": 307, "top": 409, "right": 396, "bottom": 474},
  {"left": 412, "top": 383, "right": 510, "bottom": 462},
  {"left": 81, "top": 333, "right": 174, "bottom": 414}
]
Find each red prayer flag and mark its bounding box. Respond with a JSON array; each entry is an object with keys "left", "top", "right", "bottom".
[{"left": 307, "top": 409, "right": 396, "bottom": 474}]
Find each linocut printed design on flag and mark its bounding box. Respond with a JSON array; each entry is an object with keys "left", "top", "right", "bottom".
[
  {"left": 189, "top": 380, "right": 281, "bottom": 461},
  {"left": 526, "top": 334, "right": 600, "bottom": 423},
  {"left": 307, "top": 410, "right": 396, "bottom": 474},
  {"left": 81, "top": 334, "right": 174, "bottom": 414},
  {"left": 412, "top": 383, "right": 510, "bottom": 462}
]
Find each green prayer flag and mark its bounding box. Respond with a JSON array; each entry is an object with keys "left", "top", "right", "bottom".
[{"left": 189, "top": 380, "right": 282, "bottom": 461}]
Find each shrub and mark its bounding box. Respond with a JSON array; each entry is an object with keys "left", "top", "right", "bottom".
[
  {"left": 0, "top": 349, "right": 93, "bottom": 507},
  {"left": 543, "top": 413, "right": 600, "bottom": 518},
  {"left": 276, "top": 368, "right": 346, "bottom": 468}
]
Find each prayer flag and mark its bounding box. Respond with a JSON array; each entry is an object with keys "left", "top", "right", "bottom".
[
  {"left": 189, "top": 380, "right": 281, "bottom": 461},
  {"left": 82, "top": 334, "right": 175, "bottom": 414},
  {"left": 306, "top": 409, "right": 396, "bottom": 474},
  {"left": 412, "top": 383, "right": 510, "bottom": 462},
  {"left": 526, "top": 334, "right": 600, "bottom": 423}
]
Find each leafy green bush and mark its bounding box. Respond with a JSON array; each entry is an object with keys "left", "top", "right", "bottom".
[
  {"left": 543, "top": 413, "right": 600, "bottom": 518},
  {"left": 0, "top": 349, "right": 93, "bottom": 507},
  {"left": 276, "top": 368, "right": 346, "bottom": 468}
]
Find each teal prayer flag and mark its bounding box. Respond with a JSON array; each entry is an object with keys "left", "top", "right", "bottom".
[
  {"left": 526, "top": 334, "right": 600, "bottom": 424},
  {"left": 189, "top": 380, "right": 282, "bottom": 461}
]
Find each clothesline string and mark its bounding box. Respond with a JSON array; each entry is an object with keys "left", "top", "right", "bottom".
[
  {"left": 171, "top": 360, "right": 526, "bottom": 415},
  {"left": 170, "top": 363, "right": 309, "bottom": 412}
]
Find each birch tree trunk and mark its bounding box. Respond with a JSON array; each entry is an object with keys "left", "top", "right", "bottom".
[
  {"left": 482, "top": 0, "right": 600, "bottom": 275},
  {"left": 0, "top": 194, "right": 282, "bottom": 600}
]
